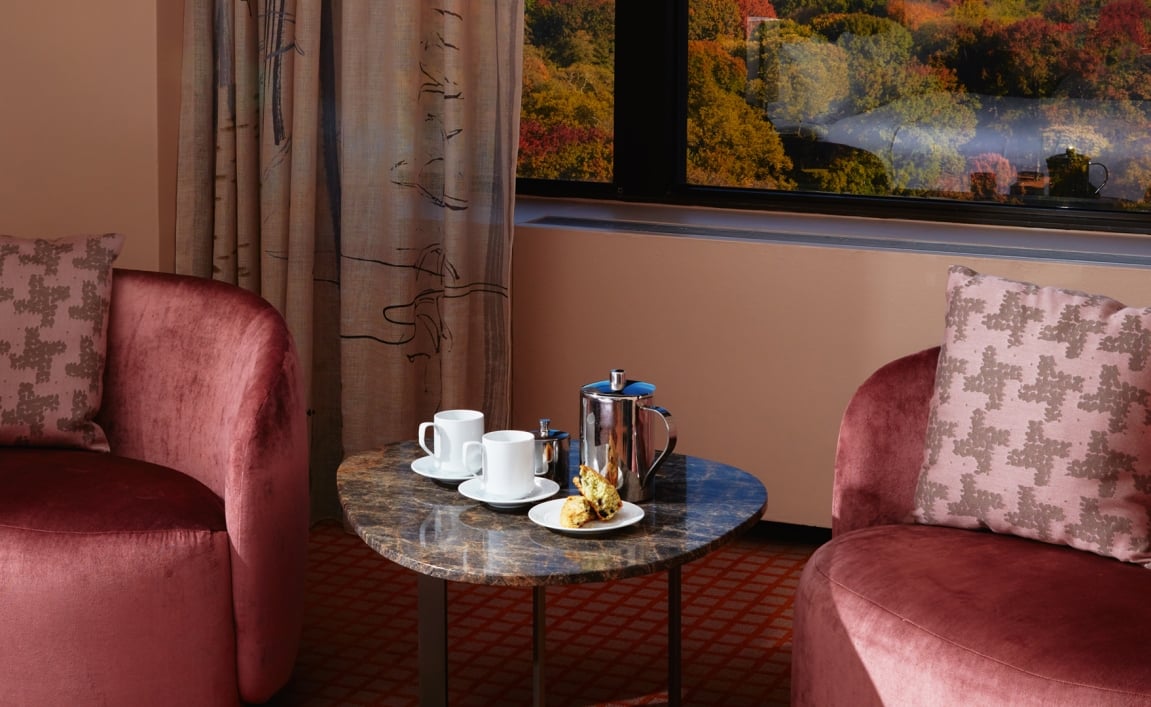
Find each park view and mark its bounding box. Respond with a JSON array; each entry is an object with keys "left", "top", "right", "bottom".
[{"left": 519, "top": 0, "right": 1151, "bottom": 211}]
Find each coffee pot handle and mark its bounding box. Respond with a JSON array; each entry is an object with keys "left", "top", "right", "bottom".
[
  {"left": 641, "top": 406, "right": 678, "bottom": 484},
  {"left": 1090, "top": 161, "right": 1109, "bottom": 195}
]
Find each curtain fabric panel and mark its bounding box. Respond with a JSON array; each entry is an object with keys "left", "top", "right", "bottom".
[{"left": 176, "top": 0, "right": 522, "bottom": 519}]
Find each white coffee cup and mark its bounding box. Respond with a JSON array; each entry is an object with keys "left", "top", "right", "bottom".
[
  {"left": 418, "top": 409, "right": 484, "bottom": 475},
  {"left": 463, "top": 429, "right": 537, "bottom": 499}
]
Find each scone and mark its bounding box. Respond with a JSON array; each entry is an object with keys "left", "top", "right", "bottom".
[
  {"left": 559, "top": 495, "right": 595, "bottom": 528},
  {"left": 573, "top": 464, "right": 622, "bottom": 521}
]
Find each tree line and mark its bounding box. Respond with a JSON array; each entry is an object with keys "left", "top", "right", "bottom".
[{"left": 519, "top": 0, "right": 1151, "bottom": 207}]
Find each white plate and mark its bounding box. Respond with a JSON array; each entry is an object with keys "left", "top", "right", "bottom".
[
  {"left": 410, "top": 455, "right": 476, "bottom": 486},
  {"left": 458, "top": 476, "right": 560, "bottom": 510},
  {"left": 528, "top": 497, "right": 645, "bottom": 535}
]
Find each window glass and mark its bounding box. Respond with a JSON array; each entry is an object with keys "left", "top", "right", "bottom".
[
  {"left": 519, "top": 0, "right": 615, "bottom": 183},
  {"left": 689, "top": 0, "right": 1151, "bottom": 212},
  {"left": 518, "top": 0, "right": 1151, "bottom": 220}
]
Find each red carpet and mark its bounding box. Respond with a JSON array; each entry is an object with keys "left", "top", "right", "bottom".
[{"left": 269, "top": 521, "right": 821, "bottom": 706}]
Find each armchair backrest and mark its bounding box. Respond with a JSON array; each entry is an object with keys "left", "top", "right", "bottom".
[
  {"left": 831, "top": 347, "right": 939, "bottom": 536},
  {"left": 95, "top": 268, "right": 309, "bottom": 701}
]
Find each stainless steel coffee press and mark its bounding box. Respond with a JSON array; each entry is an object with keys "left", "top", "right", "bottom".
[
  {"left": 579, "top": 369, "right": 676, "bottom": 503},
  {"left": 532, "top": 418, "right": 570, "bottom": 489}
]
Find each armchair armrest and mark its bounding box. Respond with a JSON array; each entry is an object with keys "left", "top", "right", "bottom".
[
  {"left": 831, "top": 346, "right": 938, "bottom": 536},
  {"left": 96, "top": 269, "right": 309, "bottom": 701}
]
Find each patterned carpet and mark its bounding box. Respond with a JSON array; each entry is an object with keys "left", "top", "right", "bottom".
[{"left": 268, "top": 520, "right": 824, "bottom": 707}]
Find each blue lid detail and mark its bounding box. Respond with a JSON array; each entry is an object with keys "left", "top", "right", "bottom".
[{"left": 583, "top": 378, "right": 655, "bottom": 397}]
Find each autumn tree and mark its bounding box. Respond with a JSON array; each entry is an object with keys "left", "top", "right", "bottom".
[
  {"left": 1080, "top": 0, "right": 1151, "bottom": 100},
  {"left": 914, "top": 16, "right": 980, "bottom": 75},
  {"left": 811, "top": 14, "right": 916, "bottom": 113},
  {"left": 525, "top": 0, "right": 613, "bottom": 66},
  {"left": 1041, "top": 0, "right": 1100, "bottom": 24},
  {"left": 522, "top": 0, "right": 1151, "bottom": 209},
  {"left": 805, "top": 148, "right": 892, "bottom": 194},
  {"left": 690, "top": 0, "right": 745, "bottom": 40},
  {"left": 518, "top": 2, "right": 614, "bottom": 180},
  {"left": 765, "top": 34, "right": 851, "bottom": 124},
  {"left": 994, "top": 18, "right": 1081, "bottom": 97},
  {"left": 687, "top": 40, "right": 795, "bottom": 188},
  {"left": 934, "top": 16, "right": 1082, "bottom": 98},
  {"left": 773, "top": 0, "right": 888, "bottom": 24},
  {"left": 889, "top": 0, "right": 948, "bottom": 30},
  {"left": 739, "top": 0, "right": 779, "bottom": 21}
]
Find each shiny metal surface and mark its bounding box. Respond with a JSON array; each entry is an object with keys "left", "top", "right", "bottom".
[
  {"left": 579, "top": 369, "right": 678, "bottom": 503},
  {"left": 532, "top": 417, "right": 570, "bottom": 489}
]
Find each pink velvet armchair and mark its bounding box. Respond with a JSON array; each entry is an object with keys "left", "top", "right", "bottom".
[
  {"left": 0, "top": 269, "right": 309, "bottom": 706},
  {"left": 792, "top": 347, "right": 1151, "bottom": 706}
]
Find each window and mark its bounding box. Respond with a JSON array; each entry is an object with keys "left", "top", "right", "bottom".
[{"left": 518, "top": 0, "right": 1151, "bottom": 235}]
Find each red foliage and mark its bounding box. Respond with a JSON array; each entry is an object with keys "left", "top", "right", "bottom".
[
  {"left": 1096, "top": 0, "right": 1151, "bottom": 53},
  {"left": 518, "top": 119, "right": 612, "bottom": 181},
  {"left": 738, "top": 0, "right": 778, "bottom": 20},
  {"left": 519, "top": 120, "right": 604, "bottom": 154},
  {"left": 990, "top": 17, "right": 1081, "bottom": 95}
]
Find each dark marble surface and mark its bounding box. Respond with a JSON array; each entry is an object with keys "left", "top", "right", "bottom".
[{"left": 337, "top": 440, "right": 767, "bottom": 586}]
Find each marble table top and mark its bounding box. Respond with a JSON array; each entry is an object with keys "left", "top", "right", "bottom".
[{"left": 337, "top": 440, "right": 767, "bottom": 586}]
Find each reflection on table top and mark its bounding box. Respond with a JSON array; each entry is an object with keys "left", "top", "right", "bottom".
[{"left": 337, "top": 440, "right": 767, "bottom": 586}]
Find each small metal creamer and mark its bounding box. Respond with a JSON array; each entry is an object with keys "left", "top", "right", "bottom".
[
  {"left": 579, "top": 368, "right": 677, "bottom": 503},
  {"left": 533, "top": 418, "right": 570, "bottom": 489}
]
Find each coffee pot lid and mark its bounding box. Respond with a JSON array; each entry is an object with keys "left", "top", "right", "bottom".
[{"left": 581, "top": 368, "right": 656, "bottom": 398}]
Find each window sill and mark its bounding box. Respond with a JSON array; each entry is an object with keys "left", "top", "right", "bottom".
[{"left": 515, "top": 196, "right": 1151, "bottom": 268}]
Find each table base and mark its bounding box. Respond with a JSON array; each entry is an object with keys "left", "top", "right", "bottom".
[
  {"left": 418, "top": 569, "right": 684, "bottom": 707},
  {"left": 418, "top": 575, "right": 448, "bottom": 705}
]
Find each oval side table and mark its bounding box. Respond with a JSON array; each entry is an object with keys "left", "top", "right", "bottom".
[{"left": 337, "top": 440, "right": 767, "bottom": 706}]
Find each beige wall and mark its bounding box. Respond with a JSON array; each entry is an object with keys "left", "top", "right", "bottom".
[
  {"left": 0, "top": 1, "right": 181, "bottom": 271},
  {"left": 511, "top": 215, "right": 1151, "bottom": 528}
]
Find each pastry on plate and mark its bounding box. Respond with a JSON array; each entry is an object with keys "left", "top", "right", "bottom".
[
  {"left": 559, "top": 495, "right": 596, "bottom": 528},
  {"left": 573, "top": 464, "right": 622, "bottom": 521}
]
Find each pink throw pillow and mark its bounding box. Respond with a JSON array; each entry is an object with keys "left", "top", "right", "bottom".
[
  {"left": 914, "top": 265, "right": 1151, "bottom": 565},
  {"left": 0, "top": 233, "right": 124, "bottom": 449}
]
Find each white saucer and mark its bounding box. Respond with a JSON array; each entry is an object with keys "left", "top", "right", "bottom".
[
  {"left": 458, "top": 476, "right": 560, "bottom": 510},
  {"left": 410, "top": 455, "right": 476, "bottom": 486},
  {"left": 528, "top": 497, "right": 645, "bottom": 535}
]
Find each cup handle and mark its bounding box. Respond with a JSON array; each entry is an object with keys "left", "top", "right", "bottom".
[
  {"left": 418, "top": 422, "right": 436, "bottom": 459},
  {"left": 462, "top": 441, "right": 484, "bottom": 476}
]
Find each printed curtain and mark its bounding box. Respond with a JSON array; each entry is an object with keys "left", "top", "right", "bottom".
[{"left": 175, "top": 0, "right": 522, "bottom": 518}]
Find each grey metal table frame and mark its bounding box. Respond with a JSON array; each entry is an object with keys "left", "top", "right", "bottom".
[{"left": 337, "top": 441, "right": 767, "bottom": 706}]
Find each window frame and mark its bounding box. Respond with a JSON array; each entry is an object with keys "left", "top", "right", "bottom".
[{"left": 515, "top": 0, "right": 1151, "bottom": 237}]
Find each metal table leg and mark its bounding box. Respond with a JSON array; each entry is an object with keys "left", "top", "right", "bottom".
[
  {"left": 668, "top": 565, "right": 682, "bottom": 707},
  {"left": 418, "top": 571, "right": 680, "bottom": 706},
  {"left": 533, "top": 586, "right": 547, "bottom": 707},
  {"left": 418, "top": 574, "right": 448, "bottom": 707}
]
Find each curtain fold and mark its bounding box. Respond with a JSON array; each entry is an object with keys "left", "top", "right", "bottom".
[{"left": 175, "top": 0, "right": 522, "bottom": 519}]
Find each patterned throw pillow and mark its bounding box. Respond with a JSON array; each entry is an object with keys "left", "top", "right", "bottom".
[
  {"left": 0, "top": 233, "right": 124, "bottom": 450},
  {"left": 913, "top": 265, "right": 1151, "bottom": 566}
]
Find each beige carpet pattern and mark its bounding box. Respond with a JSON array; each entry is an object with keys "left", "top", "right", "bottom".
[{"left": 269, "top": 521, "right": 822, "bottom": 706}]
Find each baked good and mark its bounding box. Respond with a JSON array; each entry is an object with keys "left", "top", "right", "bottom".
[
  {"left": 573, "top": 464, "right": 622, "bottom": 521},
  {"left": 559, "top": 495, "right": 595, "bottom": 528}
]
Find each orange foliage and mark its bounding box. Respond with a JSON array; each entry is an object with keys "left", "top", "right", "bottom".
[{"left": 888, "top": 0, "right": 947, "bottom": 30}]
